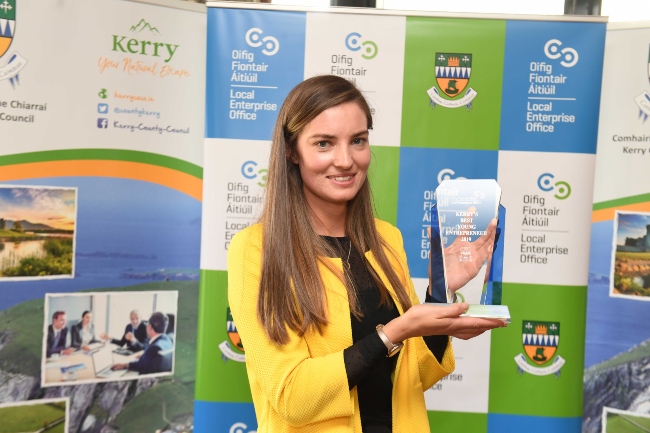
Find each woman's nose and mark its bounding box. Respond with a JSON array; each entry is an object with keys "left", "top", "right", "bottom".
[{"left": 332, "top": 144, "right": 353, "bottom": 169}]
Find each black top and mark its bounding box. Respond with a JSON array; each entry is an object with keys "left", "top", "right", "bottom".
[
  {"left": 323, "top": 236, "right": 448, "bottom": 432},
  {"left": 70, "top": 322, "right": 99, "bottom": 349},
  {"left": 46, "top": 325, "right": 69, "bottom": 358},
  {"left": 111, "top": 321, "right": 148, "bottom": 352}
]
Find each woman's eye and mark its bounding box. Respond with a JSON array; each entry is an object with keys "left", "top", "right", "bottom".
[
  {"left": 316, "top": 141, "right": 329, "bottom": 149},
  {"left": 353, "top": 138, "right": 367, "bottom": 145}
]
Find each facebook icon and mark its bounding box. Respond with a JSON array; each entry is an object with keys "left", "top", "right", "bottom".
[{"left": 97, "top": 118, "right": 108, "bottom": 129}]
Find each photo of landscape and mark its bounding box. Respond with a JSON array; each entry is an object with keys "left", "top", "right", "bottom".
[
  {"left": 0, "top": 177, "right": 200, "bottom": 433},
  {"left": 0, "top": 398, "right": 68, "bottom": 433},
  {"left": 603, "top": 407, "right": 650, "bottom": 432},
  {"left": 611, "top": 211, "right": 650, "bottom": 300},
  {"left": 584, "top": 220, "right": 650, "bottom": 433},
  {"left": 0, "top": 186, "right": 77, "bottom": 280}
]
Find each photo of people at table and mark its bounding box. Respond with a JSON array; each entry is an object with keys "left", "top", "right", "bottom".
[{"left": 42, "top": 291, "right": 178, "bottom": 386}]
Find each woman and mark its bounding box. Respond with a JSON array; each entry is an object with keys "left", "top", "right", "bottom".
[
  {"left": 71, "top": 310, "right": 99, "bottom": 351},
  {"left": 228, "top": 75, "right": 505, "bottom": 432}
]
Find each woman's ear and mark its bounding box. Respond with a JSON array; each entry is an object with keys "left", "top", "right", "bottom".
[{"left": 286, "top": 145, "right": 298, "bottom": 164}]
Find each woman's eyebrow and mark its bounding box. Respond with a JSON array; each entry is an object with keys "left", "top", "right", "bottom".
[
  {"left": 306, "top": 130, "right": 368, "bottom": 140},
  {"left": 306, "top": 133, "right": 336, "bottom": 140}
]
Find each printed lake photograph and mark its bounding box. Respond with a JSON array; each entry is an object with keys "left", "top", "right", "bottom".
[
  {"left": 610, "top": 211, "right": 650, "bottom": 300},
  {"left": 0, "top": 398, "right": 69, "bottom": 433},
  {"left": 0, "top": 186, "right": 77, "bottom": 280},
  {"left": 603, "top": 407, "right": 650, "bottom": 433}
]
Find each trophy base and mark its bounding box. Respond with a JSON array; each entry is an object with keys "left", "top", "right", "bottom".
[
  {"left": 464, "top": 304, "right": 510, "bottom": 323},
  {"left": 428, "top": 303, "right": 511, "bottom": 323}
]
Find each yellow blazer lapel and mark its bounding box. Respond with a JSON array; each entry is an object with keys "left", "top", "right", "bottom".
[{"left": 319, "top": 256, "right": 349, "bottom": 299}]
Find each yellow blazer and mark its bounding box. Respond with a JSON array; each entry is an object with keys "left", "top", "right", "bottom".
[{"left": 228, "top": 219, "right": 455, "bottom": 432}]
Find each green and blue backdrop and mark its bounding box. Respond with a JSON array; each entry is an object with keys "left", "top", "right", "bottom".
[{"left": 196, "top": 3, "right": 607, "bottom": 433}]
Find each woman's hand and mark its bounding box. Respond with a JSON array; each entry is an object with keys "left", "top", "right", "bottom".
[
  {"left": 428, "top": 216, "right": 497, "bottom": 294},
  {"left": 382, "top": 302, "right": 507, "bottom": 343}
]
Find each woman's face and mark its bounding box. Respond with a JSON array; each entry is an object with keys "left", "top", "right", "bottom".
[
  {"left": 293, "top": 101, "right": 370, "bottom": 214},
  {"left": 82, "top": 313, "right": 92, "bottom": 326}
]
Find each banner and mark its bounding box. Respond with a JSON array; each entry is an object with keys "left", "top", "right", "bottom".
[
  {"left": 197, "top": 4, "right": 606, "bottom": 433},
  {"left": 583, "top": 22, "right": 650, "bottom": 433},
  {"left": 0, "top": 1, "right": 205, "bottom": 432}
]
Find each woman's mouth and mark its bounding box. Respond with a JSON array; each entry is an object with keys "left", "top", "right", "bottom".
[{"left": 329, "top": 175, "right": 353, "bottom": 182}]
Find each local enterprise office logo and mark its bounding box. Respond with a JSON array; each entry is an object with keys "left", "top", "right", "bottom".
[
  {"left": 537, "top": 173, "right": 571, "bottom": 199},
  {"left": 345, "top": 32, "right": 378, "bottom": 60},
  {"left": 241, "top": 160, "right": 268, "bottom": 188},
  {"left": 230, "top": 422, "right": 257, "bottom": 433},
  {"left": 245, "top": 27, "right": 279, "bottom": 56}
]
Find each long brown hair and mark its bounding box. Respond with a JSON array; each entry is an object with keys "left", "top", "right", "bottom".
[{"left": 259, "top": 75, "right": 412, "bottom": 345}]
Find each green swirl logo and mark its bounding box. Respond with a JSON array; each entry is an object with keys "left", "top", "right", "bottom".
[
  {"left": 537, "top": 173, "right": 571, "bottom": 199},
  {"left": 345, "top": 32, "right": 378, "bottom": 60}
]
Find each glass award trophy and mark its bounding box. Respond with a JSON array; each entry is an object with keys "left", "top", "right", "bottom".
[{"left": 429, "top": 179, "right": 510, "bottom": 322}]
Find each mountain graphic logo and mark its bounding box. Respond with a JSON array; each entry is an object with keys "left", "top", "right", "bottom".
[{"left": 129, "top": 18, "right": 160, "bottom": 35}]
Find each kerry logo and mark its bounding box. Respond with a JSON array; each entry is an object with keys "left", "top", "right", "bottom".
[
  {"left": 112, "top": 19, "right": 179, "bottom": 63},
  {"left": 130, "top": 18, "right": 160, "bottom": 35},
  {"left": 219, "top": 308, "right": 245, "bottom": 363},
  {"left": 427, "top": 52, "right": 478, "bottom": 111},
  {"left": 514, "top": 320, "right": 565, "bottom": 377},
  {"left": 0, "top": 0, "right": 26, "bottom": 88}
]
